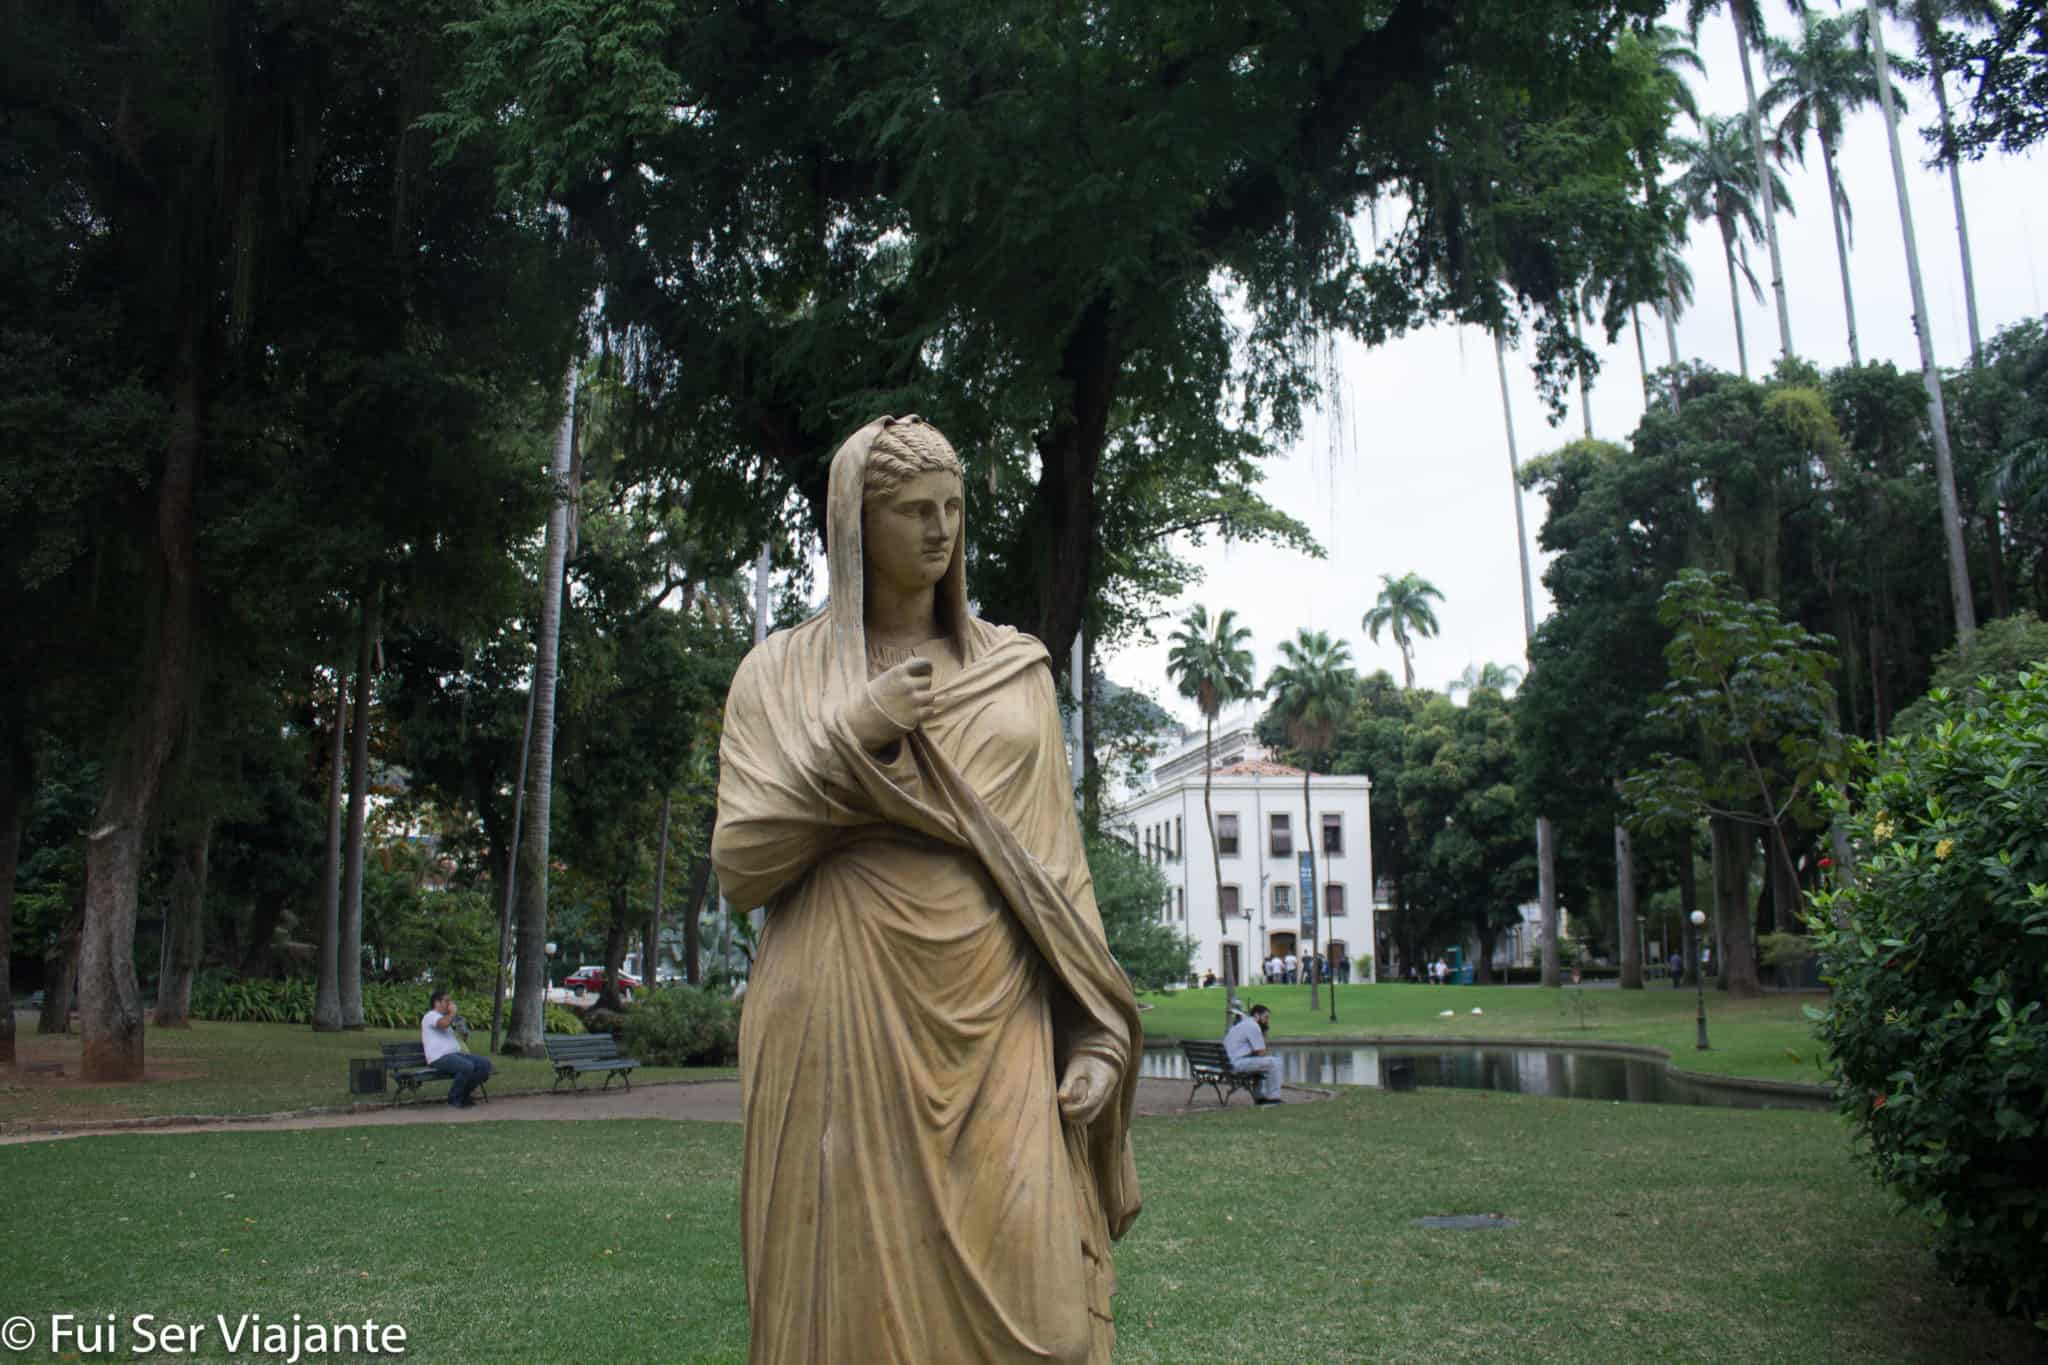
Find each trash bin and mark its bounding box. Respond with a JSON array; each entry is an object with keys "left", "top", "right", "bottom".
[
  {"left": 1383, "top": 1058, "right": 1417, "bottom": 1092},
  {"left": 349, "top": 1057, "right": 387, "bottom": 1096}
]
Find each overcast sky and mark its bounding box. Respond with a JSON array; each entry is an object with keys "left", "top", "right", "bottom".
[{"left": 1100, "top": 5, "right": 2048, "bottom": 727}]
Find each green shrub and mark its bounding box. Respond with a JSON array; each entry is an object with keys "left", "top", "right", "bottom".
[
  {"left": 189, "top": 976, "right": 435, "bottom": 1030},
  {"left": 617, "top": 985, "right": 739, "bottom": 1067},
  {"left": 542, "top": 1003, "right": 585, "bottom": 1035},
  {"left": 578, "top": 1006, "right": 631, "bottom": 1038},
  {"left": 1810, "top": 672, "right": 2048, "bottom": 1328}
]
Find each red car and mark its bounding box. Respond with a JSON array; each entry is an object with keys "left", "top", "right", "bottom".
[{"left": 563, "top": 965, "right": 641, "bottom": 993}]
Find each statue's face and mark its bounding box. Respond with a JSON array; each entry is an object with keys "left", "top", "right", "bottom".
[{"left": 863, "top": 470, "right": 963, "bottom": 597}]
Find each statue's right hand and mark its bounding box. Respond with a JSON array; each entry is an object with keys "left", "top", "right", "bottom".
[{"left": 851, "top": 657, "right": 937, "bottom": 749}]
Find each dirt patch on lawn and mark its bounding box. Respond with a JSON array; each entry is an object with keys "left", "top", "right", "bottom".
[{"left": 2, "top": 1075, "right": 1329, "bottom": 1144}]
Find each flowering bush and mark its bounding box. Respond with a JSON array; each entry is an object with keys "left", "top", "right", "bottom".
[{"left": 1809, "top": 671, "right": 2048, "bottom": 1327}]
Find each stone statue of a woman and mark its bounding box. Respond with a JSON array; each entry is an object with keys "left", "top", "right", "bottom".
[{"left": 712, "top": 415, "right": 1142, "bottom": 1363}]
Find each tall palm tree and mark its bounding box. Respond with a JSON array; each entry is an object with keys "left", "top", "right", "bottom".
[
  {"left": 1447, "top": 660, "right": 1525, "bottom": 701},
  {"left": 1264, "top": 630, "right": 1356, "bottom": 1013},
  {"left": 1888, "top": 0, "right": 1999, "bottom": 366},
  {"left": 1689, "top": 0, "right": 1798, "bottom": 362},
  {"left": 1672, "top": 114, "right": 1792, "bottom": 380},
  {"left": 1765, "top": 6, "right": 1907, "bottom": 367},
  {"left": 1864, "top": 0, "right": 1977, "bottom": 638},
  {"left": 1362, "top": 572, "right": 1445, "bottom": 690},
  {"left": 1621, "top": 26, "right": 1705, "bottom": 411},
  {"left": 1658, "top": 244, "right": 1697, "bottom": 412},
  {"left": 1166, "top": 604, "right": 1256, "bottom": 1009},
  {"left": 1492, "top": 330, "right": 1563, "bottom": 988}
]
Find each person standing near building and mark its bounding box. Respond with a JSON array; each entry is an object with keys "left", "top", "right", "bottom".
[
  {"left": 1224, "top": 1004, "right": 1283, "bottom": 1106},
  {"left": 1283, "top": 951, "right": 1299, "bottom": 984}
]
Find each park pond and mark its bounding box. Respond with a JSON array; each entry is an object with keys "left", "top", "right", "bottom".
[{"left": 1139, "top": 1042, "right": 1830, "bottom": 1110}]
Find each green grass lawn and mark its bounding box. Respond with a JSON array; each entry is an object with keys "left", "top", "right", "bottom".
[
  {"left": 1141, "top": 983, "right": 1832, "bottom": 1086},
  {"left": 1, "top": 1089, "right": 2035, "bottom": 1362},
  {"left": 0, "top": 1014, "right": 733, "bottom": 1129}
]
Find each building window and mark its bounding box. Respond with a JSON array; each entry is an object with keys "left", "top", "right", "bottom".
[
  {"left": 1220, "top": 885, "right": 1241, "bottom": 918},
  {"left": 1269, "top": 813, "right": 1291, "bottom": 857},
  {"left": 1176, "top": 888, "right": 1185, "bottom": 921},
  {"left": 1272, "top": 884, "right": 1292, "bottom": 917},
  {"left": 1174, "top": 816, "right": 1183, "bottom": 861},
  {"left": 1217, "top": 813, "right": 1240, "bottom": 856},
  {"left": 1326, "top": 883, "right": 1347, "bottom": 917},
  {"left": 1322, "top": 812, "right": 1344, "bottom": 856}
]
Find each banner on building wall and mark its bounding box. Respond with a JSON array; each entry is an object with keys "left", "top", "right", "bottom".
[{"left": 1298, "top": 851, "right": 1316, "bottom": 936}]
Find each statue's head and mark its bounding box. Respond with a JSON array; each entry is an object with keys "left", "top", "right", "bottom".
[
  {"left": 860, "top": 419, "right": 966, "bottom": 601},
  {"left": 825, "top": 414, "right": 975, "bottom": 685}
]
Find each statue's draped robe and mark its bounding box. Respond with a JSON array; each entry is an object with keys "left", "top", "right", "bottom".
[{"left": 713, "top": 612, "right": 1141, "bottom": 1365}]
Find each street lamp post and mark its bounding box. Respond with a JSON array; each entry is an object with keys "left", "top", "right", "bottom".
[
  {"left": 545, "top": 940, "right": 557, "bottom": 1009},
  {"left": 1689, "top": 910, "right": 1710, "bottom": 1051}
]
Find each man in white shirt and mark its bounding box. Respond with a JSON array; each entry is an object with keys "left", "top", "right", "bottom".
[
  {"left": 1264, "top": 955, "right": 1280, "bottom": 984},
  {"left": 422, "top": 989, "right": 492, "bottom": 1108},
  {"left": 1222, "top": 1004, "right": 1282, "bottom": 1105},
  {"left": 1283, "top": 952, "right": 1298, "bottom": 984}
]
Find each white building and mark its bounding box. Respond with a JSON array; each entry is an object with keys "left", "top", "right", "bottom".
[{"left": 1109, "top": 707, "right": 1375, "bottom": 986}]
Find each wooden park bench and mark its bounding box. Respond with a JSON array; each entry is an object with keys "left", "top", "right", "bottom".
[
  {"left": 1179, "top": 1039, "right": 1261, "bottom": 1108},
  {"left": 545, "top": 1032, "right": 641, "bottom": 1093},
  {"left": 378, "top": 1041, "right": 489, "bottom": 1106}
]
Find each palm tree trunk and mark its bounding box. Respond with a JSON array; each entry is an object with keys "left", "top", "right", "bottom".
[
  {"left": 1202, "top": 713, "right": 1239, "bottom": 1025},
  {"left": 1867, "top": 2, "right": 1977, "bottom": 640},
  {"left": 1928, "top": 56, "right": 1983, "bottom": 366},
  {"left": 338, "top": 588, "right": 381, "bottom": 1029},
  {"left": 1613, "top": 781, "right": 1642, "bottom": 989},
  {"left": 1494, "top": 330, "right": 1562, "bottom": 989},
  {"left": 507, "top": 361, "right": 578, "bottom": 1057},
  {"left": 1721, "top": 228, "right": 1751, "bottom": 380},
  {"left": 648, "top": 792, "right": 672, "bottom": 991},
  {"left": 1303, "top": 766, "right": 1320, "bottom": 1012},
  {"left": 313, "top": 665, "right": 346, "bottom": 1031},
  {"left": 1631, "top": 306, "right": 1652, "bottom": 406},
  {"left": 1732, "top": 2, "right": 1795, "bottom": 362},
  {"left": 1662, "top": 291, "right": 1684, "bottom": 413},
  {"left": 1574, "top": 306, "right": 1594, "bottom": 439},
  {"left": 1821, "top": 131, "right": 1862, "bottom": 367}
]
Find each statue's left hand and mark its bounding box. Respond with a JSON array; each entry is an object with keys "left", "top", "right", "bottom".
[{"left": 1057, "top": 1054, "right": 1118, "bottom": 1125}]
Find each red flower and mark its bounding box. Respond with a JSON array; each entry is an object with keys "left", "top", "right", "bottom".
[{"left": 1819, "top": 857, "right": 1833, "bottom": 868}]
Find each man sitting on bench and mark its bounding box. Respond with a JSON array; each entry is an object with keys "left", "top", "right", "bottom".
[
  {"left": 1225, "top": 1003, "right": 1283, "bottom": 1106},
  {"left": 423, "top": 988, "right": 492, "bottom": 1109}
]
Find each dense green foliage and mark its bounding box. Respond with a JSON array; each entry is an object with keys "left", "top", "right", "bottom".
[
  {"left": 190, "top": 977, "right": 428, "bottom": 1031},
  {"left": 1810, "top": 672, "right": 2048, "bottom": 1327},
  {"left": 615, "top": 985, "right": 742, "bottom": 1067},
  {"left": 1085, "top": 835, "right": 1195, "bottom": 995}
]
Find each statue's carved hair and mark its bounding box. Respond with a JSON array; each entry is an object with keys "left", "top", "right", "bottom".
[{"left": 863, "top": 416, "right": 964, "bottom": 502}]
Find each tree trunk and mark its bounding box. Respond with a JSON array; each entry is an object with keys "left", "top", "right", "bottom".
[
  {"left": 1303, "top": 766, "right": 1320, "bottom": 1013},
  {"left": 239, "top": 892, "right": 286, "bottom": 977},
  {"left": 153, "top": 817, "right": 212, "bottom": 1027},
  {"left": 339, "top": 590, "right": 382, "bottom": 1029},
  {"left": 1494, "top": 331, "right": 1562, "bottom": 989},
  {"left": 80, "top": 317, "right": 204, "bottom": 1083},
  {"left": 1631, "top": 305, "right": 1652, "bottom": 406},
  {"left": 595, "top": 886, "right": 631, "bottom": 1012},
  {"left": 488, "top": 672, "right": 537, "bottom": 1054},
  {"left": 1984, "top": 508, "right": 2010, "bottom": 619},
  {"left": 1574, "top": 305, "right": 1594, "bottom": 440},
  {"left": 1661, "top": 293, "right": 1683, "bottom": 414},
  {"left": 1614, "top": 783, "right": 1642, "bottom": 989},
  {"left": 1928, "top": 54, "right": 1983, "bottom": 367},
  {"left": 1769, "top": 822, "right": 1803, "bottom": 934},
  {"left": 507, "top": 362, "right": 578, "bottom": 1058},
  {"left": 313, "top": 664, "right": 346, "bottom": 1030},
  {"left": 1679, "top": 828, "right": 1700, "bottom": 987},
  {"left": 1721, "top": 229, "right": 1751, "bottom": 381},
  {"left": 1709, "top": 815, "right": 1761, "bottom": 997},
  {"left": 0, "top": 725, "right": 27, "bottom": 1065},
  {"left": 680, "top": 852, "right": 712, "bottom": 987},
  {"left": 1732, "top": 2, "right": 1795, "bottom": 363},
  {"left": 1475, "top": 925, "right": 1497, "bottom": 987},
  {"left": 1868, "top": 2, "right": 1976, "bottom": 641},
  {"left": 40, "top": 905, "right": 80, "bottom": 1034},
  {"left": 648, "top": 791, "right": 672, "bottom": 991},
  {"left": 1820, "top": 131, "right": 1862, "bottom": 368},
  {"left": 1021, "top": 296, "right": 1121, "bottom": 670}
]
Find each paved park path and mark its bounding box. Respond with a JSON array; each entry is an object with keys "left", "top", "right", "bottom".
[{"left": 1, "top": 1075, "right": 1329, "bottom": 1145}]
